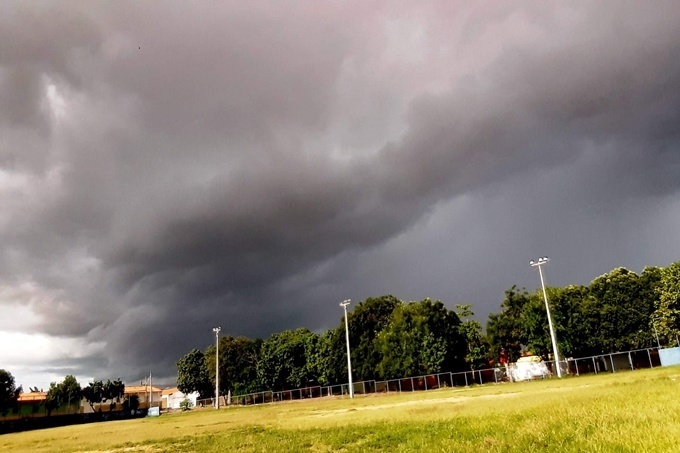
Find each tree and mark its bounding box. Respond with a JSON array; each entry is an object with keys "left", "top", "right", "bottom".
[
  {"left": 123, "top": 394, "right": 140, "bottom": 412},
  {"left": 313, "top": 327, "right": 346, "bottom": 387},
  {"left": 82, "top": 379, "right": 124, "bottom": 412},
  {"left": 487, "top": 286, "right": 531, "bottom": 362},
  {"left": 376, "top": 298, "right": 467, "bottom": 379},
  {"left": 589, "top": 267, "right": 653, "bottom": 352},
  {"left": 177, "top": 349, "right": 213, "bottom": 399},
  {"left": 455, "top": 304, "right": 490, "bottom": 370},
  {"left": 655, "top": 261, "right": 680, "bottom": 344},
  {"left": 0, "top": 369, "right": 21, "bottom": 417},
  {"left": 346, "top": 295, "right": 400, "bottom": 381},
  {"left": 257, "top": 328, "right": 319, "bottom": 390},
  {"left": 205, "top": 336, "right": 262, "bottom": 396},
  {"left": 46, "top": 375, "right": 82, "bottom": 416},
  {"left": 82, "top": 380, "right": 104, "bottom": 412},
  {"left": 105, "top": 379, "right": 125, "bottom": 411}
]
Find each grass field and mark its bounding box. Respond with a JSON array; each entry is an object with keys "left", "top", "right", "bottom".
[{"left": 2, "top": 366, "right": 679, "bottom": 452}]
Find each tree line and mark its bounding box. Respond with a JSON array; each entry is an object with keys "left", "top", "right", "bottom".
[
  {"left": 0, "top": 372, "right": 138, "bottom": 417},
  {"left": 177, "top": 261, "right": 680, "bottom": 399}
]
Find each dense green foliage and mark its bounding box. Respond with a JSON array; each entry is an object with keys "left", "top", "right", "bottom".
[
  {"left": 45, "top": 375, "right": 81, "bottom": 415},
  {"left": 487, "top": 265, "right": 673, "bottom": 359},
  {"left": 0, "top": 369, "right": 21, "bottom": 417},
  {"left": 82, "top": 379, "right": 125, "bottom": 412},
  {"left": 177, "top": 296, "right": 471, "bottom": 394},
  {"left": 177, "top": 349, "right": 213, "bottom": 399},
  {"left": 655, "top": 261, "right": 680, "bottom": 341},
  {"left": 172, "top": 262, "right": 680, "bottom": 396}
]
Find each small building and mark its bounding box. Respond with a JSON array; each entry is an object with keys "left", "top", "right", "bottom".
[
  {"left": 124, "top": 385, "right": 163, "bottom": 409},
  {"left": 15, "top": 392, "right": 47, "bottom": 418},
  {"left": 161, "top": 387, "right": 199, "bottom": 410}
]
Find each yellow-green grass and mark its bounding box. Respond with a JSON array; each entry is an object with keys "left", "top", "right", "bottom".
[{"left": 2, "top": 366, "right": 679, "bottom": 452}]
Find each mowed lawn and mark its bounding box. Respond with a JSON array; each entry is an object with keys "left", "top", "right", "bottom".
[{"left": 2, "top": 366, "right": 679, "bottom": 453}]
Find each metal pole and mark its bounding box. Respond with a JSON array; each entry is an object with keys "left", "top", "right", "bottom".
[
  {"left": 213, "top": 327, "right": 221, "bottom": 409},
  {"left": 532, "top": 258, "right": 562, "bottom": 378},
  {"left": 340, "top": 299, "right": 354, "bottom": 399},
  {"left": 653, "top": 323, "right": 661, "bottom": 349}
]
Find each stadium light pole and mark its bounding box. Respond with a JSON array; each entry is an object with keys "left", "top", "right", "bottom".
[
  {"left": 340, "top": 299, "right": 354, "bottom": 398},
  {"left": 213, "top": 326, "right": 221, "bottom": 409},
  {"left": 529, "top": 257, "right": 562, "bottom": 378}
]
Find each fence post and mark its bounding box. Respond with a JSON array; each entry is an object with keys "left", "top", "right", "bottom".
[
  {"left": 464, "top": 372, "right": 468, "bottom": 387},
  {"left": 424, "top": 376, "right": 428, "bottom": 391},
  {"left": 437, "top": 374, "right": 441, "bottom": 389},
  {"left": 592, "top": 357, "right": 597, "bottom": 374},
  {"left": 398, "top": 380, "right": 401, "bottom": 393},
  {"left": 610, "top": 354, "right": 615, "bottom": 373},
  {"left": 628, "top": 352, "right": 634, "bottom": 371},
  {"left": 647, "top": 348, "right": 653, "bottom": 368},
  {"left": 411, "top": 377, "right": 414, "bottom": 391}
]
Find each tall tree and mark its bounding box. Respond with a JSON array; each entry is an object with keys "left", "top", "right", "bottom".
[
  {"left": 654, "top": 261, "right": 680, "bottom": 345},
  {"left": 81, "top": 379, "right": 124, "bottom": 412},
  {"left": 0, "top": 369, "right": 21, "bottom": 417},
  {"left": 205, "top": 336, "right": 262, "bottom": 396},
  {"left": 257, "top": 328, "right": 319, "bottom": 390},
  {"left": 177, "top": 349, "right": 213, "bottom": 399},
  {"left": 376, "top": 298, "right": 466, "bottom": 379},
  {"left": 82, "top": 380, "right": 104, "bottom": 412},
  {"left": 455, "top": 304, "right": 490, "bottom": 370},
  {"left": 487, "top": 286, "right": 531, "bottom": 362},
  {"left": 46, "top": 374, "right": 82, "bottom": 415},
  {"left": 313, "top": 327, "right": 346, "bottom": 387},
  {"left": 589, "top": 267, "right": 653, "bottom": 352},
  {"left": 347, "top": 295, "right": 400, "bottom": 381}
]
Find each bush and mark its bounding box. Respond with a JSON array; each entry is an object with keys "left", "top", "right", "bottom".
[{"left": 179, "top": 398, "right": 193, "bottom": 411}]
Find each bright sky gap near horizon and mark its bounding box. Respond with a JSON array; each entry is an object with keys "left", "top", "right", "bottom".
[{"left": 1, "top": 1, "right": 679, "bottom": 389}]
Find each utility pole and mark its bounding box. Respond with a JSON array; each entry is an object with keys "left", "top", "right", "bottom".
[
  {"left": 339, "top": 299, "right": 354, "bottom": 398},
  {"left": 530, "top": 257, "right": 562, "bottom": 378},
  {"left": 213, "top": 327, "right": 222, "bottom": 409}
]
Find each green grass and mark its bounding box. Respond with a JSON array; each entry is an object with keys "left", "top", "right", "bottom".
[{"left": 2, "top": 366, "right": 679, "bottom": 452}]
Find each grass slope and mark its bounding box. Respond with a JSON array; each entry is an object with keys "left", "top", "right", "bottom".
[{"left": 2, "top": 366, "right": 679, "bottom": 452}]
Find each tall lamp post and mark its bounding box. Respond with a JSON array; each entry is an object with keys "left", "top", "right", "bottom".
[
  {"left": 213, "top": 326, "right": 222, "bottom": 408},
  {"left": 339, "top": 299, "right": 354, "bottom": 398},
  {"left": 529, "top": 257, "right": 562, "bottom": 378}
]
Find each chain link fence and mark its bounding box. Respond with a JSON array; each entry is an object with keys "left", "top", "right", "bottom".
[{"left": 210, "top": 346, "right": 665, "bottom": 408}]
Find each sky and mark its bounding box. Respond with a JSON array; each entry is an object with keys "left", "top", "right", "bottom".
[{"left": 1, "top": 1, "right": 680, "bottom": 389}]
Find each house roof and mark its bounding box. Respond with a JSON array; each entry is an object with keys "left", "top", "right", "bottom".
[
  {"left": 18, "top": 392, "right": 47, "bottom": 402},
  {"left": 161, "top": 387, "right": 180, "bottom": 396},
  {"left": 125, "top": 385, "right": 163, "bottom": 394}
]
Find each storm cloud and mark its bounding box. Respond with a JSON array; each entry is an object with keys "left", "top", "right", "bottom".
[{"left": 1, "top": 1, "right": 680, "bottom": 386}]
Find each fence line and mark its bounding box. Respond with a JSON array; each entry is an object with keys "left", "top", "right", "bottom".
[{"left": 199, "top": 346, "right": 663, "bottom": 409}]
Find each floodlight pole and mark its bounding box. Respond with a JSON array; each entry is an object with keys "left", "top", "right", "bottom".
[
  {"left": 530, "top": 257, "right": 562, "bottom": 378},
  {"left": 340, "top": 299, "right": 354, "bottom": 398},
  {"left": 213, "top": 326, "right": 221, "bottom": 409}
]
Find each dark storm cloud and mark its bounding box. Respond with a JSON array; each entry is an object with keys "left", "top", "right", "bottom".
[{"left": 2, "top": 1, "right": 680, "bottom": 385}]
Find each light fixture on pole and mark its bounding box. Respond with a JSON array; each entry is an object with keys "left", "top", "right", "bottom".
[
  {"left": 213, "top": 326, "right": 221, "bottom": 409},
  {"left": 529, "top": 257, "right": 562, "bottom": 378},
  {"left": 339, "top": 299, "right": 354, "bottom": 398}
]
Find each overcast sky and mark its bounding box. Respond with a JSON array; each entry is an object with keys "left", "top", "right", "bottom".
[{"left": 2, "top": 1, "right": 680, "bottom": 388}]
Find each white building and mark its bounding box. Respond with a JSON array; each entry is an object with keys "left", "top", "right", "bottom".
[{"left": 161, "top": 387, "right": 199, "bottom": 410}]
